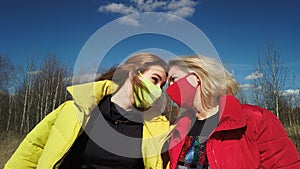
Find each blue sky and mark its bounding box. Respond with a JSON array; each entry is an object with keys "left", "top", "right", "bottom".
[{"left": 1, "top": 0, "right": 299, "bottom": 94}]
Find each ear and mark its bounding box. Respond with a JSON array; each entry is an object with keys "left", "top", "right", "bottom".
[
  {"left": 128, "top": 69, "right": 136, "bottom": 79},
  {"left": 187, "top": 72, "right": 200, "bottom": 87}
]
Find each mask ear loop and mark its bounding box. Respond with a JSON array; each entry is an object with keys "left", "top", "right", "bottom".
[
  {"left": 135, "top": 71, "right": 145, "bottom": 84},
  {"left": 137, "top": 71, "right": 149, "bottom": 83}
]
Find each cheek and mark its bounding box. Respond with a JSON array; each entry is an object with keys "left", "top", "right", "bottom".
[{"left": 156, "top": 84, "right": 162, "bottom": 88}]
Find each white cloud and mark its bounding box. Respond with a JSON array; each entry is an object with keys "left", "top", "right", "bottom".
[
  {"left": 28, "top": 70, "right": 40, "bottom": 75},
  {"left": 239, "top": 84, "right": 253, "bottom": 91},
  {"left": 98, "top": 3, "right": 138, "bottom": 15},
  {"left": 167, "top": 6, "right": 195, "bottom": 18},
  {"left": 119, "top": 16, "right": 141, "bottom": 27},
  {"left": 132, "top": 0, "right": 167, "bottom": 11},
  {"left": 281, "top": 89, "right": 300, "bottom": 96},
  {"left": 245, "top": 71, "right": 263, "bottom": 80},
  {"left": 98, "top": 0, "right": 198, "bottom": 26},
  {"left": 167, "top": 0, "right": 197, "bottom": 9},
  {"left": 64, "top": 73, "right": 101, "bottom": 84}
]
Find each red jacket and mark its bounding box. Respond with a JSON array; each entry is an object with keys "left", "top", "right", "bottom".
[{"left": 168, "top": 95, "right": 300, "bottom": 169}]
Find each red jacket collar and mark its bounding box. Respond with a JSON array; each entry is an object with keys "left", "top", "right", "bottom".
[
  {"left": 169, "top": 95, "right": 247, "bottom": 169},
  {"left": 216, "top": 95, "right": 247, "bottom": 132},
  {"left": 173, "top": 95, "right": 247, "bottom": 137}
]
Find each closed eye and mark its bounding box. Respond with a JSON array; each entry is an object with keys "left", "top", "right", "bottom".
[
  {"left": 152, "top": 77, "right": 158, "bottom": 84},
  {"left": 170, "top": 76, "right": 177, "bottom": 83}
]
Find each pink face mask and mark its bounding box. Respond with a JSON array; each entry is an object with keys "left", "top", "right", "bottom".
[{"left": 166, "top": 74, "right": 200, "bottom": 108}]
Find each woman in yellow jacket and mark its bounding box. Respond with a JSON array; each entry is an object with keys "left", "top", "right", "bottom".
[{"left": 5, "top": 53, "right": 170, "bottom": 169}]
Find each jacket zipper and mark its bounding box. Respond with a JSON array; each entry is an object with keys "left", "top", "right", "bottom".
[
  {"left": 212, "top": 146, "right": 218, "bottom": 169},
  {"left": 52, "top": 132, "right": 80, "bottom": 168},
  {"left": 52, "top": 140, "right": 73, "bottom": 168},
  {"left": 52, "top": 121, "right": 84, "bottom": 168}
]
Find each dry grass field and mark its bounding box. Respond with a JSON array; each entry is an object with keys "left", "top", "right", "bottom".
[
  {"left": 0, "top": 131, "right": 26, "bottom": 168},
  {"left": 0, "top": 126, "right": 299, "bottom": 168}
]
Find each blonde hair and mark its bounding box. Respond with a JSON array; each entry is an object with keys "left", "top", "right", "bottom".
[{"left": 168, "top": 55, "right": 238, "bottom": 109}]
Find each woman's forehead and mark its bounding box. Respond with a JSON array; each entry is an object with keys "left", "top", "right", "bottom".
[
  {"left": 168, "top": 66, "right": 186, "bottom": 75},
  {"left": 146, "top": 65, "right": 166, "bottom": 73}
]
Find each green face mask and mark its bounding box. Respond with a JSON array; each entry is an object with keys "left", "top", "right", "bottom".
[{"left": 133, "top": 72, "right": 162, "bottom": 109}]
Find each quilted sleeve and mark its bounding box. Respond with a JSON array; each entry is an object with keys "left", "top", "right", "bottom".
[
  {"left": 256, "top": 110, "right": 300, "bottom": 169},
  {"left": 4, "top": 101, "right": 69, "bottom": 169}
]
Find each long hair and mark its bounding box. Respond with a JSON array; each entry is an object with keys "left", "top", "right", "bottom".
[
  {"left": 168, "top": 55, "right": 238, "bottom": 110},
  {"left": 96, "top": 53, "right": 168, "bottom": 100}
]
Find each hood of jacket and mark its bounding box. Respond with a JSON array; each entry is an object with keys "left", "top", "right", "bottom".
[
  {"left": 66, "top": 80, "right": 118, "bottom": 116},
  {"left": 215, "top": 95, "right": 247, "bottom": 131}
]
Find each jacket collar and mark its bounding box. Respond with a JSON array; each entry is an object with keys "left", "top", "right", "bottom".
[
  {"left": 172, "top": 95, "right": 247, "bottom": 138},
  {"left": 66, "top": 80, "right": 118, "bottom": 115},
  {"left": 215, "top": 95, "right": 247, "bottom": 131}
]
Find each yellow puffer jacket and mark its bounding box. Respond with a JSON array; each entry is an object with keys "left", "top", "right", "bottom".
[{"left": 5, "top": 80, "right": 170, "bottom": 169}]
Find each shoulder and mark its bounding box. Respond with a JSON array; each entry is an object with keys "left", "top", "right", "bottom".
[
  {"left": 241, "top": 104, "right": 276, "bottom": 122},
  {"left": 241, "top": 104, "right": 287, "bottom": 138}
]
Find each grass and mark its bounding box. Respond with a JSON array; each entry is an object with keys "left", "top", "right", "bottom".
[
  {"left": 0, "top": 131, "right": 26, "bottom": 168},
  {"left": 0, "top": 125, "right": 299, "bottom": 168},
  {"left": 285, "top": 124, "right": 300, "bottom": 153}
]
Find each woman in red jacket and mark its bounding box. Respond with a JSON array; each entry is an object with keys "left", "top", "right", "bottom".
[{"left": 163, "top": 55, "right": 300, "bottom": 169}]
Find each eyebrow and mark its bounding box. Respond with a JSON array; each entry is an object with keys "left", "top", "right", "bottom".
[
  {"left": 154, "top": 73, "right": 167, "bottom": 87},
  {"left": 153, "top": 73, "right": 162, "bottom": 81},
  {"left": 168, "top": 73, "right": 174, "bottom": 81}
]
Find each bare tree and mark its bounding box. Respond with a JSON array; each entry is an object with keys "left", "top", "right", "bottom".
[
  {"left": 251, "top": 43, "right": 289, "bottom": 119},
  {"left": 6, "top": 64, "right": 22, "bottom": 131},
  {"left": 236, "top": 85, "right": 248, "bottom": 104},
  {"left": 283, "top": 74, "right": 300, "bottom": 126},
  {"left": 8, "top": 54, "right": 70, "bottom": 133},
  {"left": 20, "top": 60, "right": 36, "bottom": 132},
  {"left": 0, "top": 53, "right": 72, "bottom": 134},
  {"left": 25, "top": 55, "right": 70, "bottom": 128},
  {"left": 0, "top": 55, "right": 16, "bottom": 130}
]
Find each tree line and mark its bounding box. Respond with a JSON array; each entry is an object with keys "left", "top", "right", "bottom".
[
  {"left": 0, "top": 55, "right": 72, "bottom": 133},
  {"left": 0, "top": 44, "right": 299, "bottom": 149},
  {"left": 236, "top": 44, "right": 300, "bottom": 149},
  {"left": 236, "top": 44, "right": 300, "bottom": 121}
]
